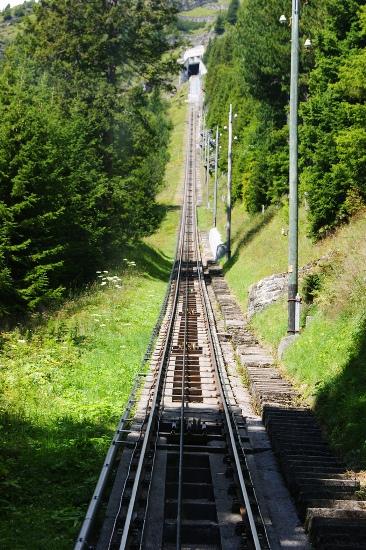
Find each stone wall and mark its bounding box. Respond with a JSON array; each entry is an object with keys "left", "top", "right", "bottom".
[{"left": 247, "top": 256, "right": 331, "bottom": 318}]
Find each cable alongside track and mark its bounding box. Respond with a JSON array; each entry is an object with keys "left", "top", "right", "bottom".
[{"left": 76, "top": 92, "right": 269, "bottom": 550}]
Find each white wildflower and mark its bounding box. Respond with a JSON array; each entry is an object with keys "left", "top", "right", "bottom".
[
  {"left": 96, "top": 271, "right": 102, "bottom": 274},
  {"left": 100, "top": 323, "right": 106, "bottom": 327},
  {"left": 103, "top": 270, "right": 109, "bottom": 274},
  {"left": 18, "top": 339, "right": 26, "bottom": 344},
  {"left": 101, "top": 281, "right": 107, "bottom": 286}
]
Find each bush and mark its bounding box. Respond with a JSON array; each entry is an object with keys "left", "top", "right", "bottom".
[{"left": 302, "top": 273, "right": 324, "bottom": 304}]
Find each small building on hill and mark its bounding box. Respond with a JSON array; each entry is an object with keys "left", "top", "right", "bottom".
[{"left": 180, "top": 45, "right": 207, "bottom": 81}]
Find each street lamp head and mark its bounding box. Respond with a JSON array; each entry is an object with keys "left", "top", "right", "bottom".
[
  {"left": 304, "top": 38, "right": 313, "bottom": 50},
  {"left": 279, "top": 14, "right": 287, "bottom": 25}
]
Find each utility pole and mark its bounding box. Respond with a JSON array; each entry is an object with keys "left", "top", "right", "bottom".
[
  {"left": 205, "top": 130, "right": 210, "bottom": 208},
  {"left": 226, "top": 104, "right": 233, "bottom": 260},
  {"left": 213, "top": 125, "right": 219, "bottom": 227},
  {"left": 288, "top": 0, "right": 300, "bottom": 334}
]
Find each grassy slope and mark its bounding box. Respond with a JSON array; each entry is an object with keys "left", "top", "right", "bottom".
[
  {"left": 180, "top": 5, "right": 217, "bottom": 17},
  {"left": 198, "top": 193, "right": 366, "bottom": 470},
  {"left": 179, "top": 0, "right": 230, "bottom": 20},
  {"left": 0, "top": 6, "right": 32, "bottom": 53},
  {"left": 0, "top": 84, "right": 188, "bottom": 549}
]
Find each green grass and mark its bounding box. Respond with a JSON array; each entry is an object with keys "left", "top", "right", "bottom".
[
  {"left": 0, "top": 4, "right": 34, "bottom": 52},
  {"left": 198, "top": 184, "right": 324, "bottom": 309},
  {"left": 0, "top": 85, "right": 188, "bottom": 549},
  {"left": 176, "top": 18, "right": 208, "bottom": 33},
  {"left": 179, "top": 6, "right": 216, "bottom": 17},
  {"left": 208, "top": 189, "right": 366, "bottom": 469},
  {"left": 252, "top": 301, "right": 366, "bottom": 467}
]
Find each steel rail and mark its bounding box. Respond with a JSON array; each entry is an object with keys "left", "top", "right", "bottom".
[
  {"left": 138, "top": 326, "right": 171, "bottom": 549},
  {"left": 77, "top": 98, "right": 268, "bottom": 550},
  {"left": 176, "top": 109, "right": 195, "bottom": 550},
  {"left": 74, "top": 189, "right": 183, "bottom": 550},
  {"left": 74, "top": 376, "right": 145, "bottom": 550},
  {"left": 137, "top": 182, "right": 193, "bottom": 549},
  {"left": 192, "top": 190, "right": 267, "bottom": 549},
  {"left": 117, "top": 108, "right": 194, "bottom": 550},
  {"left": 176, "top": 207, "right": 188, "bottom": 550},
  {"left": 183, "top": 103, "right": 267, "bottom": 550},
  {"left": 137, "top": 109, "right": 196, "bottom": 550}
]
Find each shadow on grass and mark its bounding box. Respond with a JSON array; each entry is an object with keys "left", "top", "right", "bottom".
[
  {"left": 0, "top": 203, "right": 180, "bottom": 332},
  {"left": 223, "top": 208, "right": 275, "bottom": 273},
  {"left": 0, "top": 411, "right": 116, "bottom": 549},
  {"left": 122, "top": 202, "right": 181, "bottom": 282},
  {"left": 313, "top": 318, "right": 366, "bottom": 470},
  {"left": 126, "top": 240, "right": 173, "bottom": 282}
]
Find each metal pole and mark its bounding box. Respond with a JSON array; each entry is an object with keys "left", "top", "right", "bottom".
[
  {"left": 288, "top": 0, "right": 300, "bottom": 334},
  {"left": 205, "top": 130, "right": 210, "bottom": 208},
  {"left": 202, "top": 111, "right": 206, "bottom": 163},
  {"left": 213, "top": 125, "right": 219, "bottom": 227},
  {"left": 226, "top": 104, "right": 233, "bottom": 260}
]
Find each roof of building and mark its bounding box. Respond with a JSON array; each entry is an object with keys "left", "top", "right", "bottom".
[{"left": 183, "top": 45, "right": 205, "bottom": 63}]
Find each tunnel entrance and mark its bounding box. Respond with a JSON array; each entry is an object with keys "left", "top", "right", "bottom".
[{"left": 188, "top": 63, "right": 200, "bottom": 77}]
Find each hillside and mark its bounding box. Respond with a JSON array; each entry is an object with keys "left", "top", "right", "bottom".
[
  {"left": 0, "top": 83, "right": 188, "bottom": 548},
  {"left": 201, "top": 0, "right": 366, "bottom": 474},
  {"left": 0, "top": 1, "right": 34, "bottom": 56},
  {"left": 198, "top": 192, "right": 366, "bottom": 474}
]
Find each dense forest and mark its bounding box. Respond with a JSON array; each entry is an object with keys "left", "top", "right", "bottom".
[
  {"left": 205, "top": 0, "right": 366, "bottom": 238},
  {"left": 0, "top": 0, "right": 177, "bottom": 319}
]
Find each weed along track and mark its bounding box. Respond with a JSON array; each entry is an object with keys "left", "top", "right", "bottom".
[{"left": 75, "top": 90, "right": 269, "bottom": 549}]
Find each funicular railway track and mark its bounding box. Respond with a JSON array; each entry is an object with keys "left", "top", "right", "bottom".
[{"left": 76, "top": 102, "right": 269, "bottom": 550}]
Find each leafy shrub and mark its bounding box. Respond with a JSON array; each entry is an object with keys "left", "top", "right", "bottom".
[
  {"left": 302, "top": 273, "right": 324, "bottom": 304},
  {"left": 176, "top": 18, "right": 205, "bottom": 32}
]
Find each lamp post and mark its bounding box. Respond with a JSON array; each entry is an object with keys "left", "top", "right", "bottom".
[
  {"left": 213, "top": 125, "right": 219, "bottom": 227},
  {"left": 280, "top": 4, "right": 312, "bottom": 335},
  {"left": 281, "top": 0, "right": 300, "bottom": 334},
  {"left": 205, "top": 130, "right": 209, "bottom": 208},
  {"left": 226, "top": 104, "right": 233, "bottom": 260}
]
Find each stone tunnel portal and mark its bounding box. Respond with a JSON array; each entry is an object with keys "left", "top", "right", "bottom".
[{"left": 188, "top": 62, "right": 200, "bottom": 77}]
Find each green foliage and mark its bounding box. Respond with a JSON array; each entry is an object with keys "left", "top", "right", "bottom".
[
  {"left": 214, "top": 12, "right": 226, "bottom": 35},
  {"left": 227, "top": 0, "right": 239, "bottom": 26},
  {"left": 302, "top": 273, "right": 324, "bottom": 304},
  {"left": 205, "top": 0, "right": 366, "bottom": 237},
  {"left": 0, "top": 73, "right": 187, "bottom": 548},
  {"left": 13, "top": 6, "right": 25, "bottom": 18},
  {"left": 205, "top": 1, "right": 292, "bottom": 213},
  {"left": 2, "top": 4, "right": 11, "bottom": 21},
  {"left": 176, "top": 18, "right": 205, "bottom": 33},
  {"left": 0, "top": 0, "right": 176, "bottom": 318},
  {"left": 300, "top": 3, "right": 366, "bottom": 236}
]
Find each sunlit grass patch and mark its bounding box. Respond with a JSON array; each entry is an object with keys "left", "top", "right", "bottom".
[{"left": 225, "top": 200, "right": 366, "bottom": 469}]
